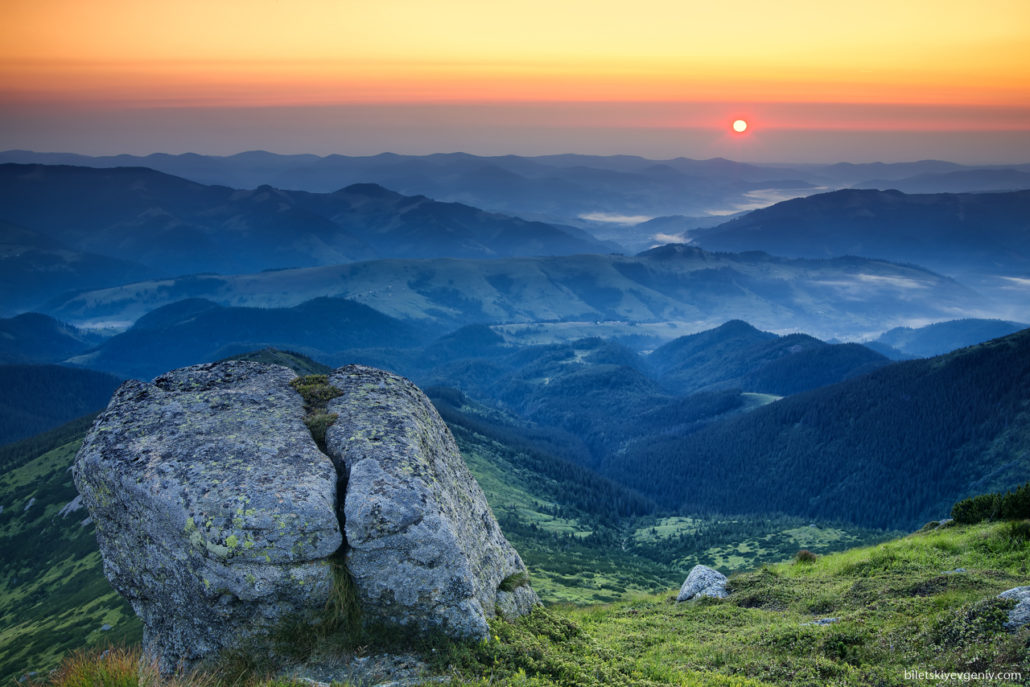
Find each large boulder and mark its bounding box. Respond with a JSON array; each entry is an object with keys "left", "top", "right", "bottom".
[
  {"left": 326, "top": 365, "right": 539, "bottom": 638},
  {"left": 998, "top": 586, "right": 1030, "bottom": 630},
  {"left": 74, "top": 361, "right": 537, "bottom": 672},
  {"left": 676, "top": 564, "right": 729, "bottom": 601},
  {"left": 73, "top": 361, "right": 342, "bottom": 672}
]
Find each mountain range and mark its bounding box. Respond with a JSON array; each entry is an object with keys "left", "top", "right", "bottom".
[
  {"left": 868, "top": 318, "right": 1029, "bottom": 359},
  {"left": 607, "top": 326, "right": 1030, "bottom": 529},
  {"left": 687, "top": 188, "right": 1030, "bottom": 284},
  {"left": 36, "top": 244, "right": 982, "bottom": 342},
  {"left": 0, "top": 163, "right": 612, "bottom": 304},
  {"left": 3, "top": 150, "right": 1029, "bottom": 229}
]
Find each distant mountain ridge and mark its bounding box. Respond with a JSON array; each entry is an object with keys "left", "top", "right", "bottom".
[
  {"left": 0, "top": 365, "right": 122, "bottom": 444},
  {"left": 0, "top": 163, "right": 614, "bottom": 301},
  {"left": 68, "top": 296, "right": 424, "bottom": 379},
  {"left": 609, "top": 326, "right": 1030, "bottom": 529},
  {"left": 648, "top": 320, "right": 889, "bottom": 395},
  {"left": 689, "top": 188, "right": 1030, "bottom": 281},
  {"left": 40, "top": 244, "right": 982, "bottom": 341},
  {"left": 0, "top": 151, "right": 820, "bottom": 223},
  {"left": 0, "top": 313, "right": 105, "bottom": 364},
  {"left": 869, "top": 318, "right": 1029, "bottom": 359}
]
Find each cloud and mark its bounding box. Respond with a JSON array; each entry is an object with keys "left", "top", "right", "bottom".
[
  {"left": 855, "top": 274, "right": 930, "bottom": 290},
  {"left": 579, "top": 212, "right": 654, "bottom": 224},
  {"left": 1000, "top": 276, "right": 1030, "bottom": 288}
]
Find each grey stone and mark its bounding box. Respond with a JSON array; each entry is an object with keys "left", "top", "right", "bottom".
[
  {"left": 325, "top": 364, "right": 538, "bottom": 639},
  {"left": 58, "top": 494, "right": 83, "bottom": 518},
  {"left": 998, "top": 586, "right": 1030, "bottom": 630},
  {"left": 801, "top": 617, "right": 839, "bottom": 626},
  {"left": 676, "top": 564, "right": 728, "bottom": 602},
  {"left": 73, "top": 361, "right": 342, "bottom": 672}
]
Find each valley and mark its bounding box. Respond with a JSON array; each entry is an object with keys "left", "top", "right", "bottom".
[{"left": 0, "top": 155, "right": 1027, "bottom": 684}]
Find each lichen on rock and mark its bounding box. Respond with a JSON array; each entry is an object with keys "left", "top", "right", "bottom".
[
  {"left": 73, "top": 361, "right": 342, "bottom": 672},
  {"left": 74, "top": 360, "right": 538, "bottom": 673},
  {"left": 677, "top": 564, "right": 729, "bottom": 601},
  {"left": 325, "top": 364, "right": 539, "bottom": 639}
]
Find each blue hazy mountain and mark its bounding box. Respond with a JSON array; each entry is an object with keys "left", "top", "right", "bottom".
[
  {"left": 0, "top": 364, "right": 121, "bottom": 444},
  {"left": 40, "top": 245, "right": 982, "bottom": 342},
  {"left": 688, "top": 188, "right": 1030, "bottom": 280},
  {"left": 0, "top": 151, "right": 818, "bottom": 222},
  {"left": 869, "top": 318, "right": 1029, "bottom": 359},
  {"left": 0, "top": 220, "right": 150, "bottom": 316},
  {"left": 609, "top": 326, "right": 1030, "bottom": 529},
  {"left": 0, "top": 163, "right": 615, "bottom": 280},
  {"left": 647, "top": 320, "right": 888, "bottom": 395},
  {"left": 69, "top": 297, "right": 425, "bottom": 380},
  {"left": 854, "top": 168, "right": 1030, "bottom": 194},
  {"left": 0, "top": 313, "right": 105, "bottom": 364}
]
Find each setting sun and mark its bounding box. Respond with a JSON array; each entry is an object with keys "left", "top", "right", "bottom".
[{"left": 732, "top": 119, "right": 748, "bottom": 133}]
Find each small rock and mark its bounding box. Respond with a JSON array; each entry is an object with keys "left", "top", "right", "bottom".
[
  {"left": 22, "top": 497, "right": 35, "bottom": 512},
  {"left": 998, "top": 586, "right": 1030, "bottom": 630},
  {"left": 802, "top": 617, "right": 839, "bottom": 626},
  {"left": 58, "top": 495, "right": 84, "bottom": 518},
  {"left": 942, "top": 568, "right": 966, "bottom": 575},
  {"left": 677, "top": 564, "right": 728, "bottom": 601},
  {"left": 100, "top": 624, "right": 112, "bottom": 631}
]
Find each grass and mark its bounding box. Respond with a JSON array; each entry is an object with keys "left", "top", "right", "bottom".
[
  {"left": 288, "top": 375, "right": 344, "bottom": 453},
  {"left": 444, "top": 521, "right": 1030, "bottom": 686},
  {"left": 35, "top": 521, "right": 1029, "bottom": 687},
  {"left": 0, "top": 419, "right": 894, "bottom": 683}
]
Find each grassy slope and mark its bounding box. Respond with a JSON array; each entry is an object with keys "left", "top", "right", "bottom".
[
  {"left": 440, "top": 521, "right": 1029, "bottom": 686},
  {"left": 0, "top": 417, "right": 892, "bottom": 682},
  {"left": 452, "top": 423, "right": 892, "bottom": 605},
  {"left": 40, "top": 521, "right": 1030, "bottom": 687},
  {"left": 0, "top": 439, "right": 140, "bottom": 680}
]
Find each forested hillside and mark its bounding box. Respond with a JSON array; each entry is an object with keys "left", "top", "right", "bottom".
[
  {"left": 0, "top": 366, "right": 122, "bottom": 444},
  {"left": 607, "top": 328, "right": 1030, "bottom": 528}
]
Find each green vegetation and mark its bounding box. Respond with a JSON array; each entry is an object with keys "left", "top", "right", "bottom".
[
  {"left": 612, "top": 329, "right": 1030, "bottom": 528},
  {"left": 0, "top": 365, "right": 120, "bottom": 445},
  {"left": 31, "top": 521, "right": 1030, "bottom": 686},
  {"left": 227, "top": 349, "right": 332, "bottom": 376},
  {"left": 450, "top": 412, "right": 894, "bottom": 606},
  {"left": 952, "top": 482, "right": 1030, "bottom": 524},
  {"left": 0, "top": 403, "right": 892, "bottom": 683},
  {"left": 288, "top": 375, "right": 343, "bottom": 453},
  {"left": 0, "top": 438, "right": 140, "bottom": 681}
]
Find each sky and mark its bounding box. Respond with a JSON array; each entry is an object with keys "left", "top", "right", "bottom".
[{"left": 2, "top": 0, "right": 1030, "bottom": 162}]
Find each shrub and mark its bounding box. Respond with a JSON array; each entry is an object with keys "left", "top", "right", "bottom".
[
  {"left": 1005, "top": 520, "right": 1030, "bottom": 546},
  {"left": 46, "top": 646, "right": 153, "bottom": 687},
  {"left": 952, "top": 493, "right": 1001, "bottom": 524},
  {"left": 952, "top": 482, "right": 1030, "bottom": 524},
  {"left": 998, "top": 482, "right": 1030, "bottom": 520},
  {"left": 795, "top": 549, "right": 818, "bottom": 564}
]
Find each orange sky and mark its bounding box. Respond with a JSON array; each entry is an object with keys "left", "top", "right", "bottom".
[{"left": 2, "top": 0, "right": 1030, "bottom": 159}]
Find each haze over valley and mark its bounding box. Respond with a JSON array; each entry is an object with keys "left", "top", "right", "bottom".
[{"left": 2, "top": 0, "right": 1030, "bottom": 682}]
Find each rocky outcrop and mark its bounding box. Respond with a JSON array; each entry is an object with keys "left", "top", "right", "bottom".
[
  {"left": 325, "top": 365, "right": 538, "bottom": 638},
  {"left": 998, "top": 586, "right": 1030, "bottom": 630},
  {"left": 73, "top": 362, "right": 342, "bottom": 672},
  {"left": 677, "top": 564, "right": 729, "bottom": 601},
  {"left": 74, "top": 361, "right": 537, "bottom": 672}
]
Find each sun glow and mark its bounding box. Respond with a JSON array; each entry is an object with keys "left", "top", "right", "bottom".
[{"left": 732, "top": 119, "right": 748, "bottom": 133}]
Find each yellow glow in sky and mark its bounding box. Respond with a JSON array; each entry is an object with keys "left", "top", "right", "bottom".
[{"left": 3, "top": 0, "right": 1030, "bottom": 107}]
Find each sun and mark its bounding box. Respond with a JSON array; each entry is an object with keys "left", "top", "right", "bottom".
[{"left": 732, "top": 119, "right": 748, "bottom": 133}]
